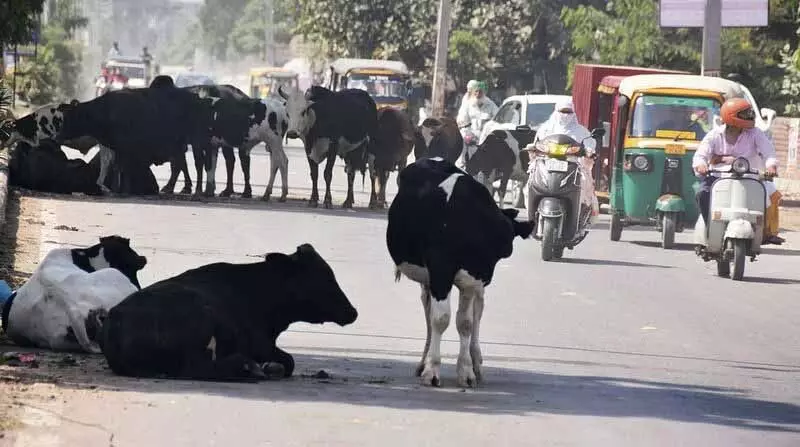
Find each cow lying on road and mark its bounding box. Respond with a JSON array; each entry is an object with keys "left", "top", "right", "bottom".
[
  {"left": 91, "top": 243, "right": 358, "bottom": 382},
  {"left": 386, "top": 157, "right": 534, "bottom": 388},
  {"left": 1, "top": 236, "right": 147, "bottom": 353},
  {"left": 465, "top": 127, "right": 535, "bottom": 208}
]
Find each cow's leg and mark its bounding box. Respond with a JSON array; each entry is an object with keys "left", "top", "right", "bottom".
[
  {"left": 220, "top": 146, "right": 236, "bottom": 197},
  {"left": 514, "top": 179, "right": 526, "bottom": 209},
  {"left": 470, "top": 289, "right": 485, "bottom": 383},
  {"left": 162, "top": 153, "right": 186, "bottom": 195},
  {"left": 261, "top": 346, "right": 295, "bottom": 378},
  {"left": 415, "top": 285, "right": 432, "bottom": 377},
  {"left": 95, "top": 145, "right": 114, "bottom": 195},
  {"left": 455, "top": 280, "right": 482, "bottom": 388},
  {"left": 179, "top": 146, "right": 193, "bottom": 194},
  {"left": 238, "top": 146, "right": 253, "bottom": 199},
  {"left": 379, "top": 169, "right": 390, "bottom": 208},
  {"left": 179, "top": 349, "right": 266, "bottom": 382},
  {"left": 343, "top": 164, "right": 356, "bottom": 209},
  {"left": 498, "top": 173, "right": 511, "bottom": 207},
  {"left": 191, "top": 144, "right": 205, "bottom": 196},
  {"left": 307, "top": 156, "right": 319, "bottom": 208},
  {"left": 204, "top": 146, "right": 219, "bottom": 197},
  {"left": 277, "top": 148, "right": 289, "bottom": 202},
  {"left": 367, "top": 155, "right": 378, "bottom": 209},
  {"left": 421, "top": 251, "right": 457, "bottom": 387},
  {"left": 263, "top": 138, "right": 288, "bottom": 202},
  {"left": 322, "top": 150, "right": 336, "bottom": 209}
]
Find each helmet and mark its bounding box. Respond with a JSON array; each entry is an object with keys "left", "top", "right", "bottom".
[{"left": 720, "top": 98, "right": 755, "bottom": 129}]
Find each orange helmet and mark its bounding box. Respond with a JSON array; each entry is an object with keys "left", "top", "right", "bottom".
[{"left": 720, "top": 98, "right": 755, "bottom": 129}]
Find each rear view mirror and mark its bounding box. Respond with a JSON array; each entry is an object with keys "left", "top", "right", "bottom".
[{"left": 591, "top": 127, "right": 606, "bottom": 138}]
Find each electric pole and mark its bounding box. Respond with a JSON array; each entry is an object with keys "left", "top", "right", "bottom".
[
  {"left": 264, "top": 0, "right": 274, "bottom": 64},
  {"left": 701, "top": 0, "right": 721, "bottom": 77},
  {"left": 431, "top": 0, "right": 452, "bottom": 117}
]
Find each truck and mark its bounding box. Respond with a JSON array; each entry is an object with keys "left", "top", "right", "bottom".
[{"left": 570, "top": 64, "right": 689, "bottom": 201}]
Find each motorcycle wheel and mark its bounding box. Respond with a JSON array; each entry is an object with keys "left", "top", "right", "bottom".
[
  {"left": 541, "top": 217, "right": 560, "bottom": 262},
  {"left": 610, "top": 213, "right": 623, "bottom": 241},
  {"left": 661, "top": 213, "right": 677, "bottom": 249},
  {"left": 731, "top": 239, "right": 747, "bottom": 281}
]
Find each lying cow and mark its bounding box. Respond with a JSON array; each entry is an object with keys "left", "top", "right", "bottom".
[
  {"left": 91, "top": 243, "right": 358, "bottom": 382},
  {"left": 280, "top": 85, "right": 378, "bottom": 209},
  {"left": 465, "top": 126, "right": 535, "bottom": 208},
  {"left": 368, "top": 107, "right": 415, "bottom": 209},
  {"left": 414, "top": 117, "right": 463, "bottom": 164},
  {"left": 1, "top": 236, "right": 147, "bottom": 353},
  {"left": 386, "top": 157, "right": 534, "bottom": 388},
  {"left": 1, "top": 103, "right": 118, "bottom": 194}
]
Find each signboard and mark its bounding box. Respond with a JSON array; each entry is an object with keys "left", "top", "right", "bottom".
[{"left": 660, "top": 0, "right": 769, "bottom": 28}]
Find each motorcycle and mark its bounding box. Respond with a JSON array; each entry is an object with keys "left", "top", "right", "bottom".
[
  {"left": 524, "top": 129, "right": 605, "bottom": 261},
  {"left": 693, "top": 157, "right": 770, "bottom": 281}
]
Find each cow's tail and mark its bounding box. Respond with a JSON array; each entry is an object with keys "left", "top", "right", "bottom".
[{"left": 85, "top": 307, "right": 110, "bottom": 350}]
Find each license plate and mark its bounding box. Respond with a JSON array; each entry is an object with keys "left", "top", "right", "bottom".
[
  {"left": 665, "top": 144, "right": 686, "bottom": 155},
  {"left": 545, "top": 158, "right": 568, "bottom": 172}
]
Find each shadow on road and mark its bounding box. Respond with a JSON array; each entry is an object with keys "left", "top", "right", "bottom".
[
  {"left": 628, "top": 241, "right": 697, "bottom": 252},
  {"left": 28, "top": 352, "right": 799, "bottom": 433},
  {"left": 557, "top": 258, "right": 673, "bottom": 269},
  {"left": 739, "top": 276, "right": 800, "bottom": 285}
]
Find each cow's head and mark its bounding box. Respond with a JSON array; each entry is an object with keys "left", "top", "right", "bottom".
[
  {"left": 90, "top": 235, "right": 148, "bottom": 289},
  {"left": 265, "top": 243, "right": 358, "bottom": 327},
  {"left": 149, "top": 75, "right": 175, "bottom": 89},
  {"left": 278, "top": 85, "right": 315, "bottom": 140},
  {"left": 52, "top": 100, "right": 85, "bottom": 143}
]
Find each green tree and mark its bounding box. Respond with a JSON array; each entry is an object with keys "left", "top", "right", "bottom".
[
  {"left": 199, "top": 0, "right": 249, "bottom": 61},
  {"left": 447, "top": 30, "right": 491, "bottom": 89},
  {"left": 0, "top": 0, "right": 45, "bottom": 52},
  {"left": 231, "top": 0, "right": 294, "bottom": 58}
]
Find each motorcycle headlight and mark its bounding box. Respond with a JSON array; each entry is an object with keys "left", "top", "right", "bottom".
[
  {"left": 633, "top": 154, "right": 650, "bottom": 171},
  {"left": 732, "top": 157, "right": 750, "bottom": 174},
  {"left": 548, "top": 143, "right": 569, "bottom": 156}
]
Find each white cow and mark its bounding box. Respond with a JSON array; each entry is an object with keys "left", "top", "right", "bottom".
[{"left": 1, "top": 236, "right": 147, "bottom": 353}]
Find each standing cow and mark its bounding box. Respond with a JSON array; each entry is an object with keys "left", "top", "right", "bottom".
[
  {"left": 387, "top": 157, "right": 534, "bottom": 388},
  {"left": 465, "top": 127, "right": 535, "bottom": 208},
  {"left": 368, "top": 107, "right": 416, "bottom": 209},
  {"left": 413, "top": 117, "right": 463, "bottom": 164},
  {"left": 279, "top": 85, "right": 378, "bottom": 209}
]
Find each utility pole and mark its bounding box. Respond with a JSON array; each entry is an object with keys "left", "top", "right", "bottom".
[
  {"left": 430, "top": 0, "right": 452, "bottom": 117},
  {"left": 264, "top": 0, "right": 274, "bottom": 64},
  {"left": 701, "top": 0, "right": 722, "bottom": 77}
]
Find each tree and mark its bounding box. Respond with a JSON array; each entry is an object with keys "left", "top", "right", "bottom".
[
  {"left": 230, "top": 0, "right": 294, "bottom": 58},
  {"left": 199, "top": 0, "right": 249, "bottom": 61},
  {"left": 0, "top": 0, "right": 45, "bottom": 49},
  {"left": 447, "top": 30, "right": 491, "bottom": 89}
]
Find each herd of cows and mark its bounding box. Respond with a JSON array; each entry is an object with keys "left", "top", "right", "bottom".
[
  {"left": 0, "top": 77, "right": 540, "bottom": 388},
  {"left": 2, "top": 75, "right": 535, "bottom": 211}
]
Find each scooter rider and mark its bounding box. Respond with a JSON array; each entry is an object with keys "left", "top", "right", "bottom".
[
  {"left": 529, "top": 98, "right": 600, "bottom": 220},
  {"left": 693, "top": 97, "right": 784, "bottom": 245}
]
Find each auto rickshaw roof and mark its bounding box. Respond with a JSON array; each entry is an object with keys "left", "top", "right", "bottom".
[
  {"left": 617, "top": 74, "right": 747, "bottom": 99},
  {"left": 250, "top": 67, "right": 298, "bottom": 78},
  {"left": 330, "top": 58, "right": 409, "bottom": 75},
  {"left": 105, "top": 56, "right": 146, "bottom": 65}
]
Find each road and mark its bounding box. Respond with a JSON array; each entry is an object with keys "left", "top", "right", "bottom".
[{"left": 6, "top": 141, "right": 800, "bottom": 446}]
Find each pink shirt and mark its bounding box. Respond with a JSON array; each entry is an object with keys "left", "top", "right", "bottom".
[{"left": 692, "top": 125, "right": 778, "bottom": 171}]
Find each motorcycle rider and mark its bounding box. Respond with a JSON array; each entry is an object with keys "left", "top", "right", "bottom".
[
  {"left": 529, "top": 98, "right": 600, "bottom": 222},
  {"left": 456, "top": 80, "right": 498, "bottom": 166},
  {"left": 693, "top": 97, "right": 784, "bottom": 245}
]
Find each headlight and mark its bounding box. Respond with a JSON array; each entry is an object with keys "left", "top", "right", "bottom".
[
  {"left": 633, "top": 154, "right": 650, "bottom": 171},
  {"left": 732, "top": 157, "right": 749, "bottom": 174}
]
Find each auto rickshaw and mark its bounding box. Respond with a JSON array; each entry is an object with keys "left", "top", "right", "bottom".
[
  {"left": 599, "top": 74, "right": 766, "bottom": 249},
  {"left": 325, "top": 58, "right": 411, "bottom": 111},
  {"left": 249, "top": 67, "right": 299, "bottom": 100}
]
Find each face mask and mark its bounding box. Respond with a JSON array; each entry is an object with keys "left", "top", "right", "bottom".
[{"left": 556, "top": 112, "right": 573, "bottom": 126}]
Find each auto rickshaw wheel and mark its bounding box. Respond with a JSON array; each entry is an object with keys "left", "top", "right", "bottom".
[
  {"left": 610, "top": 213, "right": 623, "bottom": 241},
  {"left": 731, "top": 239, "right": 747, "bottom": 281},
  {"left": 661, "top": 213, "right": 677, "bottom": 249}
]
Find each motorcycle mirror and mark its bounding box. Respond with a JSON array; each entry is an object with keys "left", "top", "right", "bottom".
[{"left": 590, "top": 128, "right": 606, "bottom": 138}]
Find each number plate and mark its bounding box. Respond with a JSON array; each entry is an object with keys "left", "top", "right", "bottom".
[
  {"left": 545, "top": 158, "right": 569, "bottom": 172},
  {"left": 665, "top": 144, "right": 686, "bottom": 155}
]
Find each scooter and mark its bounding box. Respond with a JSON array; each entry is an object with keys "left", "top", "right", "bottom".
[
  {"left": 525, "top": 129, "right": 605, "bottom": 261},
  {"left": 693, "top": 157, "right": 769, "bottom": 281}
]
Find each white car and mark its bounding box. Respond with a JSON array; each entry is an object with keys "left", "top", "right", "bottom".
[{"left": 479, "top": 94, "right": 572, "bottom": 143}]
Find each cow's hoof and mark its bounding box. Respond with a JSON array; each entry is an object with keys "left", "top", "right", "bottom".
[
  {"left": 261, "top": 362, "right": 286, "bottom": 379},
  {"left": 180, "top": 186, "right": 193, "bottom": 195},
  {"left": 242, "top": 190, "right": 252, "bottom": 199},
  {"left": 160, "top": 186, "right": 174, "bottom": 195},
  {"left": 415, "top": 361, "right": 425, "bottom": 377},
  {"left": 323, "top": 201, "right": 333, "bottom": 209},
  {"left": 244, "top": 360, "right": 267, "bottom": 381},
  {"left": 420, "top": 365, "right": 442, "bottom": 387},
  {"left": 342, "top": 201, "right": 353, "bottom": 209},
  {"left": 456, "top": 365, "right": 477, "bottom": 389},
  {"left": 307, "top": 200, "right": 318, "bottom": 208},
  {"left": 278, "top": 195, "right": 287, "bottom": 203},
  {"left": 219, "top": 189, "right": 233, "bottom": 198},
  {"left": 260, "top": 194, "right": 271, "bottom": 202}
]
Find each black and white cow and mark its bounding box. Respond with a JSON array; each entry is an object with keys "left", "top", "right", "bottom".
[
  {"left": 386, "top": 157, "right": 534, "bottom": 388},
  {"left": 465, "top": 127, "right": 535, "bottom": 208},
  {"left": 413, "top": 117, "right": 463, "bottom": 164},
  {"left": 279, "top": 85, "right": 378, "bottom": 209},
  {"left": 368, "top": 107, "right": 416, "bottom": 209},
  {"left": 55, "top": 84, "right": 215, "bottom": 195},
  {"left": 1, "top": 236, "right": 147, "bottom": 353},
  {"left": 90, "top": 243, "right": 358, "bottom": 382},
  {"left": 0, "top": 103, "right": 118, "bottom": 194}
]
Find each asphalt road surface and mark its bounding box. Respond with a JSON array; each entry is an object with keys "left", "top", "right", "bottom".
[{"left": 8, "top": 141, "right": 800, "bottom": 446}]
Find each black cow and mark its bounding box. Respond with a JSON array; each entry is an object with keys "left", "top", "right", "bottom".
[
  {"left": 55, "top": 85, "right": 214, "bottom": 195},
  {"left": 414, "top": 117, "right": 463, "bottom": 164},
  {"left": 386, "top": 157, "right": 534, "bottom": 388},
  {"left": 465, "top": 127, "right": 535, "bottom": 208},
  {"left": 89, "top": 244, "right": 358, "bottom": 382},
  {"left": 280, "top": 85, "right": 378, "bottom": 209},
  {"left": 368, "top": 107, "right": 415, "bottom": 209}
]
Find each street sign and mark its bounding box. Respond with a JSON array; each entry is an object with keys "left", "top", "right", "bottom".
[{"left": 659, "top": 0, "right": 769, "bottom": 28}]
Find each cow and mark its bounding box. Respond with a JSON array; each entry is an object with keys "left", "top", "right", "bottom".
[
  {"left": 386, "top": 157, "right": 535, "bottom": 388},
  {"left": 89, "top": 243, "right": 358, "bottom": 382},
  {"left": 1, "top": 236, "right": 147, "bottom": 354},
  {"left": 368, "top": 107, "right": 415, "bottom": 209},
  {"left": 279, "top": 85, "right": 378, "bottom": 209},
  {"left": 464, "top": 127, "right": 535, "bottom": 208},
  {"left": 156, "top": 80, "right": 290, "bottom": 202},
  {"left": 413, "top": 117, "right": 463, "bottom": 164},
  {"left": 54, "top": 84, "right": 215, "bottom": 195},
  {"left": 0, "top": 103, "right": 119, "bottom": 194}
]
